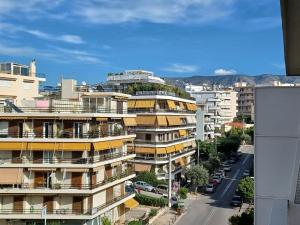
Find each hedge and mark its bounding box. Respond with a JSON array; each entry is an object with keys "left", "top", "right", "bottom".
[{"left": 134, "top": 194, "right": 167, "bottom": 207}]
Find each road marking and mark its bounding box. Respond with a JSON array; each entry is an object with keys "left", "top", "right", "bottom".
[
  {"left": 203, "top": 207, "right": 217, "bottom": 225},
  {"left": 219, "top": 169, "right": 240, "bottom": 199},
  {"left": 242, "top": 154, "right": 250, "bottom": 165}
]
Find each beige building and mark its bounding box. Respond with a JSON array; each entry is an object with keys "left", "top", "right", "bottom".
[
  {"left": 234, "top": 82, "right": 254, "bottom": 120},
  {"left": 0, "top": 92, "right": 138, "bottom": 225},
  {"left": 0, "top": 60, "right": 46, "bottom": 105},
  {"left": 127, "top": 91, "right": 197, "bottom": 181}
]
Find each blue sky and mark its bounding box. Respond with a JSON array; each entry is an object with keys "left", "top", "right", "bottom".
[{"left": 0, "top": 0, "right": 284, "bottom": 85}]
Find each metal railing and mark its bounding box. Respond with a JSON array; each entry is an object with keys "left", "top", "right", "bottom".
[
  {"left": 0, "top": 151, "right": 133, "bottom": 165},
  {"left": 0, "top": 130, "right": 132, "bottom": 139},
  {"left": 134, "top": 135, "right": 195, "bottom": 144},
  {"left": 0, "top": 170, "right": 135, "bottom": 190},
  {"left": 133, "top": 124, "right": 196, "bottom": 130},
  {"left": 0, "top": 105, "right": 129, "bottom": 114},
  {"left": 0, "top": 193, "right": 132, "bottom": 215},
  {"left": 128, "top": 108, "right": 196, "bottom": 113}
]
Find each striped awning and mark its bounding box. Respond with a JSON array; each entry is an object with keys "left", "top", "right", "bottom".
[
  {"left": 93, "top": 140, "right": 123, "bottom": 151},
  {"left": 134, "top": 163, "right": 152, "bottom": 172},
  {"left": 166, "top": 116, "right": 182, "bottom": 126},
  {"left": 128, "top": 100, "right": 136, "bottom": 108},
  {"left": 166, "top": 145, "right": 176, "bottom": 153},
  {"left": 134, "top": 100, "right": 155, "bottom": 108},
  {"left": 175, "top": 143, "right": 184, "bottom": 152},
  {"left": 179, "top": 129, "right": 187, "bottom": 136},
  {"left": 123, "top": 117, "right": 137, "bottom": 126},
  {"left": 186, "top": 103, "right": 197, "bottom": 111},
  {"left": 136, "top": 116, "right": 157, "bottom": 126},
  {"left": 157, "top": 116, "right": 168, "bottom": 126},
  {"left": 0, "top": 168, "right": 22, "bottom": 184},
  {"left": 167, "top": 100, "right": 176, "bottom": 110}
]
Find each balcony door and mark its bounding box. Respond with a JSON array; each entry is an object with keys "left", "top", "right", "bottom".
[
  {"left": 44, "top": 196, "right": 54, "bottom": 213},
  {"left": 117, "top": 101, "right": 123, "bottom": 113},
  {"left": 13, "top": 196, "right": 23, "bottom": 213},
  {"left": 74, "top": 122, "right": 83, "bottom": 138},
  {"left": 71, "top": 172, "right": 82, "bottom": 189},
  {"left": 73, "top": 196, "right": 83, "bottom": 214},
  {"left": 43, "top": 122, "right": 53, "bottom": 138}
]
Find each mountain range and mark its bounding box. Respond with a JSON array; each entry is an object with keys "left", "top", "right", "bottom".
[{"left": 164, "top": 74, "right": 300, "bottom": 88}]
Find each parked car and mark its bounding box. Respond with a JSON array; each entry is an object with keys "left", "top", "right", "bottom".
[
  {"left": 228, "top": 158, "right": 236, "bottom": 164},
  {"left": 217, "top": 169, "right": 226, "bottom": 178},
  {"left": 155, "top": 184, "right": 168, "bottom": 196},
  {"left": 243, "top": 170, "right": 250, "bottom": 177},
  {"left": 212, "top": 175, "right": 222, "bottom": 184},
  {"left": 215, "top": 171, "right": 224, "bottom": 179},
  {"left": 223, "top": 165, "right": 232, "bottom": 172},
  {"left": 209, "top": 179, "right": 219, "bottom": 187},
  {"left": 231, "top": 195, "right": 242, "bottom": 207},
  {"left": 205, "top": 183, "right": 215, "bottom": 193},
  {"left": 134, "top": 181, "right": 155, "bottom": 192}
]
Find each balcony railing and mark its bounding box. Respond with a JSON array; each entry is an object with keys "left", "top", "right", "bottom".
[
  {"left": 0, "top": 130, "right": 133, "bottom": 139},
  {"left": 0, "top": 193, "right": 132, "bottom": 215},
  {"left": 135, "top": 147, "right": 196, "bottom": 161},
  {"left": 134, "top": 135, "right": 195, "bottom": 144},
  {"left": 128, "top": 108, "right": 195, "bottom": 113},
  {"left": 0, "top": 151, "right": 133, "bottom": 165},
  {"left": 133, "top": 123, "right": 196, "bottom": 130},
  {"left": 0, "top": 170, "right": 135, "bottom": 190},
  {"left": 0, "top": 105, "right": 128, "bottom": 114}
]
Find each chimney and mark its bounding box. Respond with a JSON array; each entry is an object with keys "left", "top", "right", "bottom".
[{"left": 29, "top": 59, "right": 36, "bottom": 77}]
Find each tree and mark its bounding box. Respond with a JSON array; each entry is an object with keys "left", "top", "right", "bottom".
[
  {"left": 178, "top": 187, "right": 188, "bottom": 199},
  {"left": 217, "top": 135, "right": 241, "bottom": 157},
  {"left": 202, "top": 156, "right": 221, "bottom": 175},
  {"left": 238, "top": 177, "right": 254, "bottom": 203},
  {"left": 229, "top": 208, "right": 254, "bottom": 225},
  {"left": 186, "top": 165, "right": 209, "bottom": 192},
  {"left": 198, "top": 140, "right": 215, "bottom": 159}
]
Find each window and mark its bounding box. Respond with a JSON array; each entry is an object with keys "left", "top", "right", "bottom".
[
  {"left": 74, "top": 122, "right": 83, "bottom": 138},
  {"left": 43, "top": 122, "right": 54, "bottom": 138},
  {"left": 13, "top": 65, "right": 21, "bottom": 75},
  {"left": 21, "top": 67, "right": 29, "bottom": 76},
  {"left": 145, "top": 133, "right": 151, "bottom": 141}
]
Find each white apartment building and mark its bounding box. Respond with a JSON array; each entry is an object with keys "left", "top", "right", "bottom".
[
  {"left": 107, "top": 70, "right": 165, "bottom": 85},
  {"left": 187, "top": 89, "right": 237, "bottom": 135},
  {"left": 234, "top": 82, "right": 255, "bottom": 120},
  {"left": 196, "top": 103, "right": 215, "bottom": 140},
  {"left": 0, "top": 60, "right": 45, "bottom": 104}
]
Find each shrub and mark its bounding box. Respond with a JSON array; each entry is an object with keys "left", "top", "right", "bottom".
[
  {"left": 101, "top": 216, "right": 111, "bottom": 225},
  {"left": 149, "top": 208, "right": 158, "bottom": 217},
  {"left": 128, "top": 221, "right": 143, "bottom": 225},
  {"left": 134, "top": 194, "right": 167, "bottom": 207},
  {"left": 178, "top": 187, "right": 188, "bottom": 199}
]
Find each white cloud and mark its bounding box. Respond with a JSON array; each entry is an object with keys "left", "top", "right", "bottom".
[
  {"left": 74, "top": 0, "right": 235, "bottom": 24},
  {"left": 214, "top": 68, "right": 237, "bottom": 75},
  {"left": 0, "top": 22, "right": 84, "bottom": 44},
  {"left": 164, "top": 63, "right": 198, "bottom": 73}
]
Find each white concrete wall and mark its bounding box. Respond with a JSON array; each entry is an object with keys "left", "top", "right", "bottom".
[
  {"left": 255, "top": 87, "right": 300, "bottom": 225},
  {"left": 93, "top": 190, "right": 106, "bottom": 208}
]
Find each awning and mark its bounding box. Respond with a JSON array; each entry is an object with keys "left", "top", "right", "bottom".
[
  {"left": 93, "top": 141, "right": 110, "bottom": 151},
  {"left": 186, "top": 115, "right": 197, "bottom": 124},
  {"left": 135, "top": 100, "right": 155, "bottom": 108},
  {"left": 123, "top": 117, "right": 137, "bottom": 126},
  {"left": 60, "top": 143, "right": 90, "bottom": 151},
  {"left": 156, "top": 147, "right": 167, "bottom": 154},
  {"left": 96, "top": 118, "right": 108, "bottom": 121},
  {"left": 135, "top": 147, "right": 155, "bottom": 154},
  {"left": 124, "top": 198, "right": 139, "bottom": 209},
  {"left": 179, "top": 102, "right": 185, "bottom": 110},
  {"left": 166, "top": 145, "right": 176, "bottom": 153},
  {"left": 166, "top": 116, "right": 182, "bottom": 126},
  {"left": 0, "top": 142, "right": 26, "bottom": 150},
  {"left": 127, "top": 146, "right": 134, "bottom": 152},
  {"left": 128, "top": 100, "right": 136, "bottom": 108},
  {"left": 0, "top": 117, "right": 28, "bottom": 120},
  {"left": 186, "top": 103, "right": 197, "bottom": 111},
  {"left": 136, "top": 116, "right": 156, "bottom": 126},
  {"left": 179, "top": 130, "right": 187, "bottom": 136},
  {"left": 175, "top": 143, "right": 184, "bottom": 152},
  {"left": 26, "top": 142, "right": 90, "bottom": 151},
  {"left": 157, "top": 116, "right": 168, "bottom": 126},
  {"left": 0, "top": 168, "right": 22, "bottom": 184},
  {"left": 110, "top": 140, "right": 123, "bottom": 149},
  {"left": 134, "top": 163, "right": 152, "bottom": 172},
  {"left": 167, "top": 100, "right": 176, "bottom": 110},
  {"left": 60, "top": 117, "right": 92, "bottom": 121}
]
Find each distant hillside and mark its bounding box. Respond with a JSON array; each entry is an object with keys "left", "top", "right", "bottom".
[{"left": 164, "top": 74, "right": 300, "bottom": 88}]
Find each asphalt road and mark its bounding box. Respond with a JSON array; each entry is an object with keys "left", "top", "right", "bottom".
[{"left": 176, "top": 145, "right": 254, "bottom": 225}]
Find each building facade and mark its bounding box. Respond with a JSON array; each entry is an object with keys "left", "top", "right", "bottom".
[
  {"left": 188, "top": 90, "right": 237, "bottom": 135},
  {"left": 0, "top": 61, "right": 45, "bottom": 104},
  {"left": 0, "top": 92, "right": 137, "bottom": 225},
  {"left": 196, "top": 104, "right": 215, "bottom": 140},
  {"left": 234, "top": 82, "right": 254, "bottom": 120},
  {"left": 127, "top": 91, "right": 197, "bottom": 181}
]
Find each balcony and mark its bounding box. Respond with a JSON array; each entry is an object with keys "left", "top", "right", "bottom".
[
  {"left": 134, "top": 135, "right": 195, "bottom": 145},
  {"left": 0, "top": 151, "right": 135, "bottom": 166},
  {"left": 0, "top": 170, "right": 136, "bottom": 194},
  {"left": 0, "top": 193, "right": 134, "bottom": 220},
  {"left": 128, "top": 108, "right": 195, "bottom": 114}
]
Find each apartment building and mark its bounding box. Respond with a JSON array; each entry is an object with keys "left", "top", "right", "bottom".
[
  {"left": 187, "top": 89, "right": 237, "bottom": 135},
  {"left": 0, "top": 92, "right": 137, "bottom": 225},
  {"left": 234, "top": 82, "right": 254, "bottom": 121},
  {"left": 196, "top": 103, "right": 215, "bottom": 140},
  {"left": 0, "top": 60, "right": 45, "bottom": 104},
  {"left": 127, "top": 91, "right": 197, "bottom": 181}
]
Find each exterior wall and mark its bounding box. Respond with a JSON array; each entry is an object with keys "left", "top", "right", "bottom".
[
  {"left": 93, "top": 190, "right": 106, "bottom": 207},
  {"left": 255, "top": 87, "right": 300, "bottom": 225},
  {"left": 196, "top": 109, "right": 204, "bottom": 141}
]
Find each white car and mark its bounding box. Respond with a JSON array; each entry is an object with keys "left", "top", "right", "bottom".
[
  {"left": 215, "top": 172, "right": 224, "bottom": 179},
  {"left": 205, "top": 183, "right": 215, "bottom": 193},
  {"left": 212, "top": 175, "right": 222, "bottom": 184},
  {"left": 134, "top": 181, "right": 155, "bottom": 192}
]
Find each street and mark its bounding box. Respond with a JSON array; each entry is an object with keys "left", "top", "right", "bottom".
[{"left": 176, "top": 145, "right": 254, "bottom": 225}]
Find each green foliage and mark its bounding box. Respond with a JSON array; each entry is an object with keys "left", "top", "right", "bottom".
[
  {"left": 101, "top": 216, "right": 111, "bottom": 225},
  {"left": 217, "top": 135, "right": 241, "bottom": 157},
  {"left": 197, "top": 140, "right": 216, "bottom": 158},
  {"left": 135, "top": 171, "right": 166, "bottom": 187},
  {"left": 178, "top": 187, "right": 188, "bottom": 199},
  {"left": 134, "top": 194, "right": 167, "bottom": 207},
  {"left": 186, "top": 165, "right": 209, "bottom": 192},
  {"left": 229, "top": 208, "right": 254, "bottom": 225},
  {"left": 238, "top": 177, "right": 254, "bottom": 203},
  {"left": 128, "top": 221, "right": 143, "bottom": 225},
  {"left": 245, "top": 126, "right": 254, "bottom": 143},
  {"left": 149, "top": 208, "right": 158, "bottom": 217},
  {"left": 125, "top": 83, "right": 192, "bottom": 99},
  {"left": 203, "top": 155, "right": 221, "bottom": 175}
]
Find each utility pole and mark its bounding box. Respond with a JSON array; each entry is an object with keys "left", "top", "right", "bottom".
[
  {"left": 168, "top": 154, "right": 172, "bottom": 208},
  {"left": 197, "top": 140, "right": 200, "bottom": 164}
]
